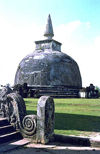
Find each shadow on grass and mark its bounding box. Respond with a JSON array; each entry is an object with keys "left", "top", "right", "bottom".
[
  {"left": 27, "top": 110, "right": 100, "bottom": 132},
  {"left": 27, "top": 110, "right": 37, "bottom": 115},
  {"left": 54, "top": 113, "right": 100, "bottom": 132}
]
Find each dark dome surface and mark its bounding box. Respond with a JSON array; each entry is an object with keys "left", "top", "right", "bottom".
[{"left": 14, "top": 50, "right": 82, "bottom": 87}]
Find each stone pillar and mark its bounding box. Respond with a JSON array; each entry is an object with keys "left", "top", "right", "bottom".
[{"left": 36, "top": 96, "right": 55, "bottom": 144}]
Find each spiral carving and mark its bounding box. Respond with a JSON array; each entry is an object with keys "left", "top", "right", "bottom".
[
  {"left": 22, "top": 115, "right": 37, "bottom": 136},
  {"left": 6, "top": 93, "right": 37, "bottom": 137}
]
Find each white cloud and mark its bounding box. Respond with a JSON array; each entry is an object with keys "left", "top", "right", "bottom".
[
  {"left": 86, "top": 22, "right": 90, "bottom": 28},
  {"left": 94, "top": 36, "right": 100, "bottom": 47},
  {"left": 54, "top": 20, "right": 81, "bottom": 42}
]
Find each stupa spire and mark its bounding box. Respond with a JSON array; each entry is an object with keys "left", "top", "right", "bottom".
[{"left": 44, "top": 14, "right": 54, "bottom": 39}]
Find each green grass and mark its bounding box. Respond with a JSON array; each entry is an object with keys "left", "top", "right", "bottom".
[{"left": 24, "top": 98, "right": 100, "bottom": 137}]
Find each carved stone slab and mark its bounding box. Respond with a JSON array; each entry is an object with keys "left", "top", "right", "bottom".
[{"left": 36, "top": 96, "right": 55, "bottom": 144}]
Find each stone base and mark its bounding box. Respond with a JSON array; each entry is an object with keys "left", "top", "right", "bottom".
[{"left": 28, "top": 85, "right": 81, "bottom": 98}]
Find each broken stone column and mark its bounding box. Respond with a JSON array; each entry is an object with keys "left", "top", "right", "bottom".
[{"left": 36, "top": 96, "right": 55, "bottom": 144}]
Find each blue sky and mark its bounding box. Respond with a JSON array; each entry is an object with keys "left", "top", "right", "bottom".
[{"left": 0, "top": 0, "right": 100, "bottom": 87}]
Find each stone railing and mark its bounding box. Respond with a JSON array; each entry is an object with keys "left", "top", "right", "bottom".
[{"left": 0, "top": 90, "right": 55, "bottom": 144}]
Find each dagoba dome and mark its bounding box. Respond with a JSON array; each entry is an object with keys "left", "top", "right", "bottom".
[{"left": 14, "top": 14, "right": 82, "bottom": 88}]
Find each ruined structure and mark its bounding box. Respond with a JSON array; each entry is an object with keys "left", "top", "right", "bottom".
[
  {"left": 86, "top": 84, "right": 99, "bottom": 98},
  {"left": 79, "top": 84, "right": 99, "bottom": 98},
  {"left": 14, "top": 14, "right": 82, "bottom": 97}
]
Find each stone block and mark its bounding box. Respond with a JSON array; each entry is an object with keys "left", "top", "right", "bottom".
[{"left": 36, "top": 96, "right": 55, "bottom": 144}]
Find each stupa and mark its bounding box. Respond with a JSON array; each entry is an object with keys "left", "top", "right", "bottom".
[{"left": 14, "top": 14, "right": 82, "bottom": 97}]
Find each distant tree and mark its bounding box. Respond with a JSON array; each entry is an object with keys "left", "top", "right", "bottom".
[
  {"left": 95, "top": 86, "right": 100, "bottom": 97},
  {"left": 6, "top": 83, "right": 11, "bottom": 87}
]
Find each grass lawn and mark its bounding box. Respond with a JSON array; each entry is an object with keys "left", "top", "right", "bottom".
[{"left": 24, "top": 98, "right": 100, "bottom": 137}]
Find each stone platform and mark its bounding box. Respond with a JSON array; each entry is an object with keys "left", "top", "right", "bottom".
[{"left": 1, "top": 137, "right": 100, "bottom": 154}]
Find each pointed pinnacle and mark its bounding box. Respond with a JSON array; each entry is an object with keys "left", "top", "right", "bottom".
[{"left": 44, "top": 14, "right": 54, "bottom": 39}]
